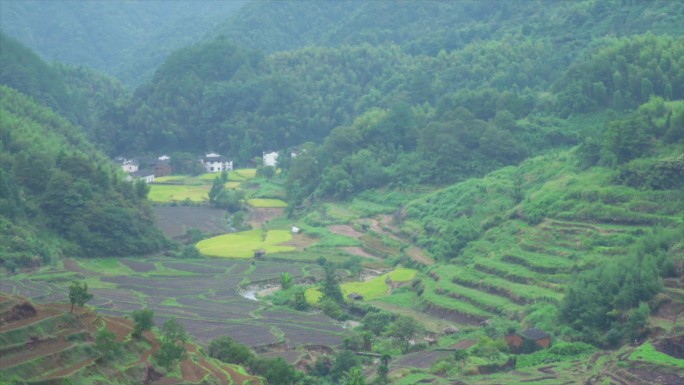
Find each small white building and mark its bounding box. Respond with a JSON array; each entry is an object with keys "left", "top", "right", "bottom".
[
  {"left": 201, "top": 153, "right": 233, "bottom": 173},
  {"left": 158, "top": 155, "right": 171, "bottom": 161},
  {"left": 126, "top": 169, "right": 155, "bottom": 183},
  {"left": 263, "top": 151, "right": 279, "bottom": 167}
]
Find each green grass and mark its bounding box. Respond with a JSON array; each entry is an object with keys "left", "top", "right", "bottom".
[
  {"left": 247, "top": 198, "right": 288, "bottom": 208},
  {"left": 629, "top": 342, "right": 684, "bottom": 368},
  {"left": 235, "top": 169, "right": 257, "bottom": 179},
  {"left": 148, "top": 184, "right": 209, "bottom": 202},
  {"left": 196, "top": 229, "right": 294, "bottom": 258},
  {"left": 306, "top": 268, "right": 417, "bottom": 303},
  {"left": 154, "top": 175, "right": 187, "bottom": 183},
  {"left": 305, "top": 287, "right": 323, "bottom": 304},
  {"left": 341, "top": 268, "right": 417, "bottom": 300}
]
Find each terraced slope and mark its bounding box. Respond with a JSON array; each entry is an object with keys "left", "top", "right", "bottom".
[
  {"left": 0, "top": 295, "right": 263, "bottom": 384},
  {"left": 399, "top": 150, "right": 684, "bottom": 326}
]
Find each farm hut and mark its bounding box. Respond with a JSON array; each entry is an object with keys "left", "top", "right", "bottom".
[
  {"left": 505, "top": 328, "right": 550, "bottom": 352},
  {"left": 521, "top": 328, "right": 551, "bottom": 349},
  {"left": 348, "top": 292, "right": 364, "bottom": 301},
  {"left": 292, "top": 226, "right": 300, "bottom": 234},
  {"left": 253, "top": 249, "right": 266, "bottom": 259},
  {"left": 442, "top": 326, "right": 459, "bottom": 335}
]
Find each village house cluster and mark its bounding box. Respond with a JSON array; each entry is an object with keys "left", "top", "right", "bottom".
[{"left": 115, "top": 151, "right": 286, "bottom": 182}]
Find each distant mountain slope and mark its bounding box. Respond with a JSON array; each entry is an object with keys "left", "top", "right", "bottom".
[
  {"left": 213, "top": 0, "right": 684, "bottom": 54},
  {"left": 0, "top": 0, "right": 246, "bottom": 85}
]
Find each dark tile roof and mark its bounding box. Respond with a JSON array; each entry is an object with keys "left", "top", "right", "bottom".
[
  {"left": 130, "top": 168, "right": 155, "bottom": 177},
  {"left": 202, "top": 156, "right": 230, "bottom": 163},
  {"left": 521, "top": 328, "right": 549, "bottom": 341}
]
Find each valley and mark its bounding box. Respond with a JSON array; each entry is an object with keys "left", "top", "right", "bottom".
[{"left": 1, "top": 1, "right": 683, "bottom": 384}]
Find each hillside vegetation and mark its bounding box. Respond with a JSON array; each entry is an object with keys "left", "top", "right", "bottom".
[
  {"left": 0, "top": 294, "right": 262, "bottom": 384},
  {"left": 0, "top": 85, "right": 165, "bottom": 268}
]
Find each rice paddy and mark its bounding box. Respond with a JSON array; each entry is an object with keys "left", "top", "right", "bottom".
[{"left": 196, "top": 229, "right": 294, "bottom": 258}]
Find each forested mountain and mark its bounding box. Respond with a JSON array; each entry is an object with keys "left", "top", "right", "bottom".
[
  {"left": 93, "top": 6, "right": 683, "bottom": 202},
  {"left": 0, "top": 0, "right": 246, "bottom": 85},
  {"left": 213, "top": 0, "right": 683, "bottom": 54}
]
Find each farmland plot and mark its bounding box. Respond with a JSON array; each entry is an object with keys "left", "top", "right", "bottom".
[
  {"left": 154, "top": 206, "right": 231, "bottom": 238},
  {"left": 0, "top": 257, "right": 346, "bottom": 352}
]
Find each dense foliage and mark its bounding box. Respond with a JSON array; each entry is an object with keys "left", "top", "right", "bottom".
[{"left": 0, "top": 85, "right": 165, "bottom": 267}]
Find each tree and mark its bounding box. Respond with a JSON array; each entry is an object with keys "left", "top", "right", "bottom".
[
  {"left": 362, "top": 311, "right": 393, "bottom": 336},
  {"left": 280, "top": 271, "right": 293, "bottom": 289},
  {"left": 155, "top": 318, "right": 187, "bottom": 368},
  {"left": 68, "top": 280, "right": 92, "bottom": 313},
  {"left": 342, "top": 367, "right": 366, "bottom": 385},
  {"left": 331, "top": 350, "right": 359, "bottom": 382},
  {"left": 387, "top": 315, "right": 420, "bottom": 353},
  {"left": 374, "top": 353, "right": 391, "bottom": 384},
  {"left": 131, "top": 308, "right": 154, "bottom": 339},
  {"left": 95, "top": 327, "right": 121, "bottom": 361},
  {"left": 208, "top": 336, "right": 255, "bottom": 366},
  {"left": 250, "top": 357, "right": 298, "bottom": 385},
  {"left": 292, "top": 288, "right": 309, "bottom": 311},
  {"left": 321, "top": 264, "right": 344, "bottom": 303}
]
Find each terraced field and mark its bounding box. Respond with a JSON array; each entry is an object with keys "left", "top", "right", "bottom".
[
  {"left": 0, "top": 295, "right": 263, "bottom": 384},
  {"left": 397, "top": 153, "right": 684, "bottom": 330},
  {"left": 0, "top": 258, "right": 346, "bottom": 353}
]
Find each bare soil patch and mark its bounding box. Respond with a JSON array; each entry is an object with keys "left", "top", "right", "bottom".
[
  {"left": 247, "top": 207, "right": 285, "bottom": 227},
  {"left": 282, "top": 233, "right": 318, "bottom": 249},
  {"left": 341, "top": 246, "right": 381, "bottom": 259},
  {"left": 181, "top": 358, "right": 207, "bottom": 383},
  {"left": 406, "top": 246, "right": 434, "bottom": 265},
  {"left": 451, "top": 339, "right": 477, "bottom": 350},
  {"left": 0, "top": 336, "right": 73, "bottom": 370},
  {"left": 627, "top": 368, "right": 683, "bottom": 385},
  {"left": 329, "top": 225, "right": 364, "bottom": 238},
  {"left": 44, "top": 357, "right": 96, "bottom": 379}
]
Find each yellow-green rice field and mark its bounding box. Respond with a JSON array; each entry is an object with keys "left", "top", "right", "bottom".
[
  {"left": 196, "top": 229, "right": 294, "bottom": 258},
  {"left": 247, "top": 198, "right": 288, "bottom": 208},
  {"left": 148, "top": 184, "right": 210, "bottom": 202}
]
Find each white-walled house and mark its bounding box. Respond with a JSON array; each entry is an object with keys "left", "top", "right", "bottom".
[
  {"left": 263, "top": 151, "right": 279, "bottom": 167},
  {"left": 126, "top": 169, "right": 155, "bottom": 183},
  {"left": 201, "top": 153, "right": 233, "bottom": 173}
]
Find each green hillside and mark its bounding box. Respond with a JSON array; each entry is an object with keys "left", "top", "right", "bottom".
[{"left": 0, "top": 85, "right": 165, "bottom": 267}]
